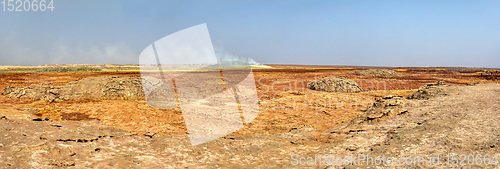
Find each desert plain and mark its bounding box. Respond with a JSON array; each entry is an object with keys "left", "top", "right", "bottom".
[{"left": 0, "top": 64, "right": 498, "bottom": 168}]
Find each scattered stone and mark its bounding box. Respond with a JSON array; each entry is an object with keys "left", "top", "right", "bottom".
[
  {"left": 50, "top": 123, "right": 63, "bottom": 127},
  {"left": 346, "top": 145, "right": 358, "bottom": 151},
  {"left": 287, "top": 91, "right": 305, "bottom": 95},
  {"left": 351, "top": 95, "right": 408, "bottom": 124},
  {"left": 407, "top": 81, "right": 448, "bottom": 100},
  {"left": 351, "top": 69, "right": 402, "bottom": 77},
  {"left": 50, "top": 161, "right": 75, "bottom": 167},
  {"left": 282, "top": 126, "right": 317, "bottom": 145},
  {"left": 47, "top": 147, "right": 76, "bottom": 167},
  {"left": 33, "top": 117, "right": 50, "bottom": 121},
  {"left": 366, "top": 95, "right": 407, "bottom": 121},
  {"left": 307, "top": 76, "right": 362, "bottom": 93},
  {"left": 144, "top": 132, "right": 157, "bottom": 138}
]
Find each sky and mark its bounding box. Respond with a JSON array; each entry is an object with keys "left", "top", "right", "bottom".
[{"left": 0, "top": 0, "right": 499, "bottom": 67}]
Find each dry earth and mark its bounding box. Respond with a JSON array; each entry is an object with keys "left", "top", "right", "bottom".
[{"left": 0, "top": 65, "right": 498, "bottom": 168}]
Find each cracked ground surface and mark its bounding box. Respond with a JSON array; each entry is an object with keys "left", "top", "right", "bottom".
[
  {"left": 0, "top": 83, "right": 498, "bottom": 168},
  {"left": 0, "top": 66, "right": 499, "bottom": 168}
]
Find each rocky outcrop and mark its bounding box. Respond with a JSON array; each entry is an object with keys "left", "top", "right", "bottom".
[
  {"left": 307, "top": 76, "right": 362, "bottom": 93},
  {"left": 2, "top": 76, "right": 146, "bottom": 102},
  {"left": 350, "top": 95, "right": 408, "bottom": 124},
  {"left": 407, "top": 81, "right": 448, "bottom": 100},
  {"left": 351, "top": 69, "right": 402, "bottom": 77}
]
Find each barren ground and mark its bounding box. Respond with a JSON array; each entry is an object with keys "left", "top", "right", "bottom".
[{"left": 0, "top": 65, "right": 498, "bottom": 168}]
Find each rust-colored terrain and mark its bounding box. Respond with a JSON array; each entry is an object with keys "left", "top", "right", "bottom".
[{"left": 0, "top": 64, "right": 498, "bottom": 168}]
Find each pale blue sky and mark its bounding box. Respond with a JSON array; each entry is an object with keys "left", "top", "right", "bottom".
[{"left": 1, "top": 0, "right": 499, "bottom": 67}]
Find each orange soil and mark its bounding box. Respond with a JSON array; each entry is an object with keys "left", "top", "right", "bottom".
[{"left": 0, "top": 67, "right": 496, "bottom": 137}]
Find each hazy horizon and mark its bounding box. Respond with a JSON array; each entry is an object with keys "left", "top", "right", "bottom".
[
  {"left": 1, "top": 0, "right": 499, "bottom": 68},
  {"left": 2, "top": 63, "right": 498, "bottom": 69}
]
